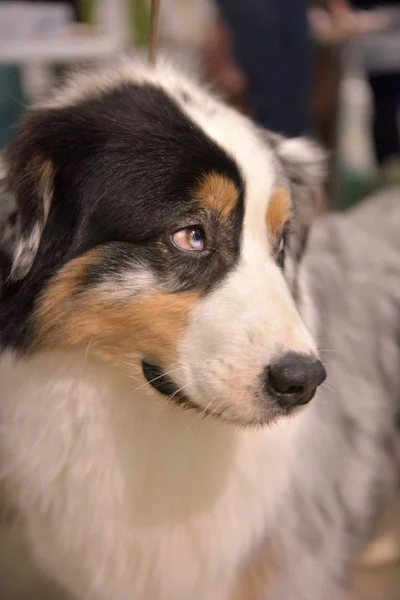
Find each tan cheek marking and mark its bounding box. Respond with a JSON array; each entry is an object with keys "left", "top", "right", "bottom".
[
  {"left": 34, "top": 252, "right": 199, "bottom": 368},
  {"left": 195, "top": 172, "right": 239, "bottom": 217},
  {"left": 266, "top": 186, "right": 292, "bottom": 240}
]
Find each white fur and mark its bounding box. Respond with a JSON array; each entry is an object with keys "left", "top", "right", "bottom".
[{"left": 0, "top": 349, "right": 300, "bottom": 600}]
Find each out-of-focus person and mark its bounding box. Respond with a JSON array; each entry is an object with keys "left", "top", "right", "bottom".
[
  {"left": 206, "top": 0, "right": 313, "bottom": 138},
  {"left": 313, "top": 0, "right": 400, "bottom": 168},
  {"left": 351, "top": 0, "right": 400, "bottom": 168}
]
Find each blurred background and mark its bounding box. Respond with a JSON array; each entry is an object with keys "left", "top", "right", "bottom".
[
  {"left": 0, "top": 1, "right": 400, "bottom": 599},
  {"left": 1, "top": 0, "right": 400, "bottom": 211}
]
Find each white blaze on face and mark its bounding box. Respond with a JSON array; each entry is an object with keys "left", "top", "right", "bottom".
[
  {"left": 170, "top": 91, "right": 320, "bottom": 423},
  {"left": 178, "top": 153, "right": 316, "bottom": 423}
]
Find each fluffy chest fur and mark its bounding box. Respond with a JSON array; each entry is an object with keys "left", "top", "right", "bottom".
[{"left": 0, "top": 349, "right": 297, "bottom": 600}]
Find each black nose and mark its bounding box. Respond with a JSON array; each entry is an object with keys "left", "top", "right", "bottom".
[{"left": 265, "top": 352, "right": 326, "bottom": 409}]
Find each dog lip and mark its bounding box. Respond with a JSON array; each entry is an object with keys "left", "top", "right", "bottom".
[
  {"left": 141, "top": 360, "right": 212, "bottom": 416},
  {"left": 141, "top": 360, "right": 183, "bottom": 398}
]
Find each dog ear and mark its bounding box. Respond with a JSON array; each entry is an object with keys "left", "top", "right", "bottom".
[
  {"left": 263, "top": 131, "right": 328, "bottom": 295},
  {"left": 2, "top": 148, "right": 54, "bottom": 283},
  {"left": 268, "top": 133, "right": 327, "bottom": 252}
]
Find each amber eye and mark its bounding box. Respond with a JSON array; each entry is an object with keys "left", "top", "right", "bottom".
[{"left": 171, "top": 227, "right": 206, "bottom": 252}]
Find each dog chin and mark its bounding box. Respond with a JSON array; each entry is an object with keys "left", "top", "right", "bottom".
[{"left": 141, "top": 359, "right": 295, "bottom": 427}]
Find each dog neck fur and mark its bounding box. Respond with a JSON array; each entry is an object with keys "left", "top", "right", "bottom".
[{"left": 0, "top": 347, "right": 301, "bottom": 600}]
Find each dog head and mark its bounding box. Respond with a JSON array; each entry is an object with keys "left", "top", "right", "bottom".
[{"left": 0, "top": 60, "right": 326, "bottom": 425}]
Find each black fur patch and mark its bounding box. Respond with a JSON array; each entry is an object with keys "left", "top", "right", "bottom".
[{"left": 0, "top": 83, "right": 244, "bottom": 350}]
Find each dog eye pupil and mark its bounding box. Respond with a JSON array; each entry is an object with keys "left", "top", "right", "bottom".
[
  {"left": 171, "top": 227, "right": 206, "bottom": 252},
  {"left": 190, "top": 229, "right": 203, "bottom": 247}
]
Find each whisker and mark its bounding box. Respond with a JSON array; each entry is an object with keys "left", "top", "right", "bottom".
[
  {"left": 165, "top": 379, "right": 202, "bottom": 403},
  {"left": 84, "top": 340, "right": 93, "bottom": 364},
  {"left": 129, "top": 367, "right": 188, "bottom": 395},
  {"left": 152, "top": 378, "right": 204, "bottom": 422},
  {"left": 126, "top": 361, "right": 208, "bottom": 397},
  {"left": 320, "top": 380, "right": 341, "bottom": 395},
  {"left": 193, "top": 395, "right": 228, "bottom": 428},
  {"left": 187, "top": 395, "right": 218, "bottom": 428}
]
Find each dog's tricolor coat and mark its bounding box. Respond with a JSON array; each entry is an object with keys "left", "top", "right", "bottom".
[{"left": 0, "top": 60, "right": 326, "bottom": 600}]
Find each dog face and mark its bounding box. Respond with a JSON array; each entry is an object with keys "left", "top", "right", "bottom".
[{"left": 0, "top": 61, "right": 326, "bottom": 425}]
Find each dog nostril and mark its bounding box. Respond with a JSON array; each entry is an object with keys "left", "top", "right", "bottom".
[{"left": 265, "top": 352, "right": 326, "bottom": 409}]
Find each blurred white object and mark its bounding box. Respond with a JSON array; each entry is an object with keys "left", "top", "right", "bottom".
[
  {"left": 0, "top": 2, "right": 73, "bottom": 43},
  {"left": 95, "top": 0, "right": 129, "bottom": 46},
  {"left": 338, "top": 73, "right": 377, "bottom": 176},
  {"left": 160, "top": 0, "right": 216, "bottom": 49},
  {"left": 0, "top": 1, "right": 127, "bottom": 63},
  {"left": 0, "top": 1, "right": 130, "bottom": 103}
]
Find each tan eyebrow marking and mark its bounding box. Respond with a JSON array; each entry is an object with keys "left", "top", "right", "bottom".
[
  {"left": 195, "top": 173, "right": 239, "bottom": 218},
  {"left": 266, "top": 186, "right": 292, "bottom": 239}
]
